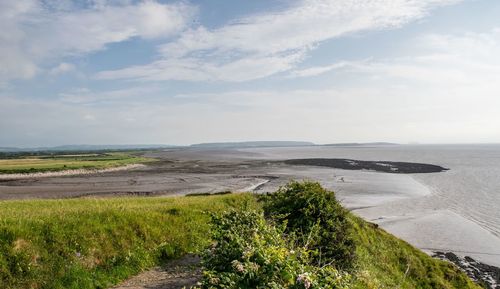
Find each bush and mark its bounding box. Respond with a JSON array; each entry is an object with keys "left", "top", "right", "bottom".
[
  {"left": 260, "top": 181, "right": 355, "bottom": 270},
  {"left": 197, "top": 210, "right": 350, "bottom": 289}
]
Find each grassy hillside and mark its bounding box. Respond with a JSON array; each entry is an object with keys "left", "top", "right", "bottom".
[
  {"left": 0, "top": 193, "right": 479, "bottom": 289},
  {"left": 350, "top": 214, "right": 480, "bottom": 289},
  {"left": 0, "top": 194, "right": 257, "bottom": 289},
  {"left": 0, "top": 152, "right": 152, "bottom": 174}
]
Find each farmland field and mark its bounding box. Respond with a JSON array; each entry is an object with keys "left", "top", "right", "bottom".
[{"left": 0, "top": 152, "right": 152, "bottom": 174}]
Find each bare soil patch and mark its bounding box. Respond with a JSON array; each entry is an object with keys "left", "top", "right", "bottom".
[{"left": 112, "top": 255, "right": 201, "bottom": 289}]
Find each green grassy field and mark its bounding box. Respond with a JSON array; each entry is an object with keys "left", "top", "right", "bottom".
[
  {"left": 0, "top": 152, "right": 152, "bottom": 174},
  {"left": 0, "top": 193, "right": 479, "bottom": 289}
]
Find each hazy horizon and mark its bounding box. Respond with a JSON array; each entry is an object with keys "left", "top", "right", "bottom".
[
  {"left": 4, "top": 141, "right": 500, "bottom": 150},
  {"left": 2, "top": 0, "right": 500, "bottom": 146}
]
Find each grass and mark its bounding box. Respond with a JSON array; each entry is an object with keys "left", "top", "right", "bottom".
[
  {"left": 349, "top": 214, "right": 481, "bottom": 289},
  {"left": 0, "top": 152, "right": 153, "bottom": 174},
  {"left": 0, "top": 193, "right": 480, "bottom": 289},
  {"left": 0, "top": 194, "right": 258, "bottom": 289}
]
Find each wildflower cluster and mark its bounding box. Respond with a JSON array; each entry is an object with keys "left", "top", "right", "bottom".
[{"left": 195, "top": 210, "right": 350, "bottom": 289}]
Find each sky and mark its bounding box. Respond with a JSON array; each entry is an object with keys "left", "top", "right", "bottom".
[{"left": 1, "top": 0, "right": 500, "bottom": 147}]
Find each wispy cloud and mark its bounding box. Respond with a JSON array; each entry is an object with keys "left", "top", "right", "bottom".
[
  {"left": 349, "top": 29, "right": 500, "bottom": 86},
  {"left": 59, "top": 86, "right": 161, "bottom": 104},
  {"left": 6, "top": 0, "right": 500, "bottom": 146},
  {"left": 97, "top": 49, "right": 308, "bottom": 82},
  {"left": 97, "top": 0, "right": 460, "bottom": 82},
  {"left": 92, "top": 28, "right": 500, "bottom": 143},
  {"left": 287, "top": 60, "right": 371, "bottom": 78},
  {"left": 49, "top": 62, "right": 76, "bottom": 75},
  {"left": 0, "top": 0, "right": 196, "bottom": 82}
]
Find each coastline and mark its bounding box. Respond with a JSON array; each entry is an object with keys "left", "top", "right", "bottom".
[
  {"left": 433, "top": 252, "right": 500, "bottom": 289},
  {"left": 1, "top": 147, "right": 499, "bottom": 287},
  {"left": 248, "top": 157, "right": 500, "bottom": 288},
  {"left": 334, "top": 171, "right": 500, "bottom": 288}
]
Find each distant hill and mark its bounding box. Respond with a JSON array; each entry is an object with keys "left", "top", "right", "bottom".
[
  {"left": 190, "top": 141, "right": 315, "bottom": 149},
  {"left": 321, "top": 142, "right": 399, "bottom": 147},
  {"left": 49, "top": 144, "right": 177, "bottom": 151},
  {"left": 0, "top": 147, "right": 18, "bottom": 152},
  {"left": 0, "top": 144, "right": 177, "bottom": 152}
]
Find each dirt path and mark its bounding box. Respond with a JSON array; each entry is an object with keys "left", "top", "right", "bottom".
[{"left": 111, "top": 255, "right": 201, "bottom": 289}]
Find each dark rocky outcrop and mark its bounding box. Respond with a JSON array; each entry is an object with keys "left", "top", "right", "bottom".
[
  {"left": 284, "top": 158, "right": 448, "bottom": 174},
  {"left": 433, "top": 251, "right": 500, "bottom": 289}
]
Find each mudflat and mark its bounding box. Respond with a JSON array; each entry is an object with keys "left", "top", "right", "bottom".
[
  {"left": 0, "top": 148, "right": 450, "bottom": 200},
  {"left": 0, "top": 149, "right": 280, "bottom": 199}
]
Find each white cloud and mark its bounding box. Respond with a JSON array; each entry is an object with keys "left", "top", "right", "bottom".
[
  {"left": 349, "top": 29, "right": 500, "bottom": 86},
  {"left": 97, "top": 0, "right": 460, "bottom": 82},
  {"left": 29, "top": 0, "right": 195, "bottom": 57},
  {"left": 4, "top": 24, "right": 500, "bottom": 146},
  {"left": 5, "top": 1, "right": 500, "bottom": 145},
  {"left": 97, "top": 49, "right": 307, "bottom": 82},
  {"left": 59, "top": 86, "right": 160, "bottom": 104},
  {"left": 0, "top": 0, "right": 195, "bottom": 83},
  {"left": 9, "top": 24, "right": 500, "bottom": 145},
  {"left": 49, "top": 62, "right": 75, "bottom": 75},
  {"left": 0, "top": 1, "right": 39, "bottom": 81},
  {"left": 160, "top": 0, "right": 455, "bottom": 57},
  {"left": 287, "top": 60, "right": 369, "bottom": 78}
]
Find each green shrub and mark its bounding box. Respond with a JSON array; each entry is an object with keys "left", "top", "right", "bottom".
[
  {"left": 197, "top": 210, "right": 350, "bottom": 289},
  {"left": 261, "top": 181, "right": 355, "bottom": 270}
]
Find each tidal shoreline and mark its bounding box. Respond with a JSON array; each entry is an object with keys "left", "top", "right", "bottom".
[{"left": 433, "top": 252, "right": 500, "bottom": 289}]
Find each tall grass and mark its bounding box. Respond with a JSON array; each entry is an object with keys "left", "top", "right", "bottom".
[
  {"left": 349, "top": 214, "right": 481, "bottom": 288},
  {"left": 0, "top": 194, "right": 257, "bottom": 289}
]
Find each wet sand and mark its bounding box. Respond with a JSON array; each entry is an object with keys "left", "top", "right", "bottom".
[{"left": 0, "top": 164, "right": 146, "bottom": 180}]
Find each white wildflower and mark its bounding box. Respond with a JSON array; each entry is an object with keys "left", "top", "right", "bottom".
[{"left": 297, "top": 272, "right": 312, "bottom": 289}]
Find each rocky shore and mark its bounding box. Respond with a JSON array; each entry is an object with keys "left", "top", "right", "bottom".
[
  {"left": 284, "top": 158, "right": 448, "bottom": 174},
  {"left": 433, "top": 252, "right": 500, "bottom": 289}
]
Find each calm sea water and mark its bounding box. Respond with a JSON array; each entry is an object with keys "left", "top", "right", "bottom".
[{"left": 244, "top": 144, "right": 500, "bottom": 239}]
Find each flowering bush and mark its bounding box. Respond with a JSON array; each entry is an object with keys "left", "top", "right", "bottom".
[
  {"left": 261, "top": 181, "right": 356, "bottom": 270},
  {"left": 195, "top": 210, "right": 350, "bottom": 289}
]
